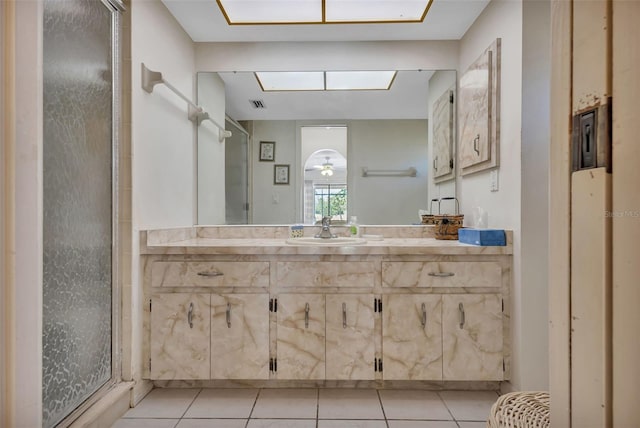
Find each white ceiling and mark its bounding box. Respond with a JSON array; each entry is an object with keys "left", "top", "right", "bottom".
[{"left": 163, "top": 0, "right": 489, "bottom": 120}]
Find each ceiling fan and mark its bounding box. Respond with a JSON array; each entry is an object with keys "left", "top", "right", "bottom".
[{"left": 306, "top": 156, "right": 334, "bottom": 176}]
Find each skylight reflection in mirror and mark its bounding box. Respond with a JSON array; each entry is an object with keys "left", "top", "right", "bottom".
[
  {"left": 256, "top": 71, "right": 325, "bottom": 91},
  {"left": 326, "top": 71, "right": 397, "bottom": 90},
  {"left": 255, "top": 71, "right": 397, "bottom": 92}
]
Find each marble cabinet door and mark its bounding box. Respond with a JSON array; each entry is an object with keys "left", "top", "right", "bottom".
[
  {"left": 459, "top": 49, "right": 492, "bottom": 170},
  {"left": 382, "top": 295, "right": 443, "bottom": 380},
  {"left": 150, "top": 293, "right": 211, "bottom": 380},
  {"left": 433, "top": 88, "right": 455, "bottom": 180},
  {"left": 276, "top": 294, "right": 326, "bottom": 380},
  {"left": 210, "top": 294, "right": 270, "bottom": 379},
  {"left": 442, "top": 294, "right": 503, "bottom": 381},
  {"left": 325, "top": 294, "right": 376, "bottom": 380}
]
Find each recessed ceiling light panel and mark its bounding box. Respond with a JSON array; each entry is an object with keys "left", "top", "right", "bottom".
[
  {"left": 217, "top": 0, "right": 322, "bottom": 24},
  {"left": 325, "top": 0, "right": 430, "bottom": 23},
  {"left": 217, "top": 0, "right": 432, "bottom": 25}
]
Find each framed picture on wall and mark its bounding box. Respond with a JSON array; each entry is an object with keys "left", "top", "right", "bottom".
[
  {"left": 259, "top": 141, "right": 275, "bottom": 161},
  {"left": 274, "top": 164, "right": 289, "bottom": 185}
]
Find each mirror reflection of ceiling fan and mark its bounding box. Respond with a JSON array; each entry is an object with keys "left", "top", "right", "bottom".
[{"left": 306, "top": 156, "right": 334, "bottom": 176}]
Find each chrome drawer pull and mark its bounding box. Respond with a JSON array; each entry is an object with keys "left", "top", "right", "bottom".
[
  {"left": 305, "top": 303, "right": 310, "bottom": 328},
  {"left": 428, "top": 272, "right": 455, "bottom": 277},
  {"left": 342, "top": 303, "right": 347, "bottom": 329},
  {"left": 197, "top": 271, "right": 224, "bottom": 277},
  {"left": 187, "top": 302, "right": 194, "bottom": 329},
  {"left": 226, "top": 303, "right": 231, "bottom": 328},
  {"left": 459, "top": 302, "right": 465, "bottom": 329},
  {"left": 421, "top": 303, "right": 427, "bottom": 327}
]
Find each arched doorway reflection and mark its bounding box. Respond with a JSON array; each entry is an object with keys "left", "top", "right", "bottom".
[{"left": 304, "top": 148, "right": 348, "bottom": 224}]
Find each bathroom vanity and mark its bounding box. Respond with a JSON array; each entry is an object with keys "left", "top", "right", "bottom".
[{"left": 140, "top": 225, "right": 512, "bottom": 388}]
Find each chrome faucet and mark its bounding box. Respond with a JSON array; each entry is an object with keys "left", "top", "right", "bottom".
[{"left": 315, "top": 216, "right": 336, "bottom": 239}]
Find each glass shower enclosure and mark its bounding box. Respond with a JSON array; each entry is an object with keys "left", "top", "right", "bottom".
[{"left": 42, "top": 0, "right": 121, "bottom": 426}]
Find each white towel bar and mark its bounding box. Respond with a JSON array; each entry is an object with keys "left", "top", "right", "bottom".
[{"left": 141, "top": 63, "right": 231, "bottom": 142}]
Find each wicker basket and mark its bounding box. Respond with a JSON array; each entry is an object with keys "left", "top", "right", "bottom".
[
  {"left": 486, "top": 391, "right": 550, "bottom": 428},
  {"left": 421, "top": 199, "right": 440, "bottom": 225},
  {"left": 434, "top": 197, "right": 463, "bottom": 240}
]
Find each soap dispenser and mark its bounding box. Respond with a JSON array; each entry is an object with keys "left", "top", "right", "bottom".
[{"left": 349, "top": 216, "right": 360, "bottom": 237}]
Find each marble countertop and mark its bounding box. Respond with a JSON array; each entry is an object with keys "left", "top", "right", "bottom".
[{"left": 140, "top": 235, "right": 513, "bottom": 256}]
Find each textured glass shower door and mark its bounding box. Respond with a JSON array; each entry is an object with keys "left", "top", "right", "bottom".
[{"left": 42, "top": 0, "right": 119, "bottom": 426}]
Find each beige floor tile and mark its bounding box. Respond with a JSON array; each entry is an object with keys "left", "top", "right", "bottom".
[
  {"left": 457, "top": 422, "right": 489, "bottom": 428},
  {"left": 247, "top": 419, "right": 316, "bottom": 428},
  {"left": 183, "top": 389, "right": 259, "bottom": 418},
  {"left": 318, "top": 420, "right": 387, "bottom": 428},
  {"left": 387, "top": 421, "right": 458, "bottom": 428},
  {"left": 318, "top": 389, "right": 384, "bottom": 420},
  {"left": 379, "top": 390, "right": 453, "bottom": 420},
  {"left": 112, "top": 419, "right": 179, "bottom": 428},
  {"left": 123, "top": 388, "right": 200, "bottom": 419},
  {"left": 439, "top": 390, "right": 498, "bottom": 421},
  {"left": 251, "top": 389, "right": 318, "bottom": 419},
  {"left": 177, "top": 419, "right": 248, "bottom": 428}
]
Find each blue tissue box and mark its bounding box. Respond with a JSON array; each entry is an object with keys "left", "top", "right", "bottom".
[{"left": 458, "top": 228, "right": 506, "bottom": 246}]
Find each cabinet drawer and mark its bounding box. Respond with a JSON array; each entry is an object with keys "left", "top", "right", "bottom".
[
  {"left": 382, "top": 261, "right": 501, "bottom": 288},
  {"left": 152, "top": 261, "right": 270, "bottom": 288},
  {"left": 275, "top": 262, "right": 376, "bottom": 287}
]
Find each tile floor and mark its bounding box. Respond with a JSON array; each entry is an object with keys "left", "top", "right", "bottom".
[{"left": 113, "top": 388, "right": 498, "bottom": 428}]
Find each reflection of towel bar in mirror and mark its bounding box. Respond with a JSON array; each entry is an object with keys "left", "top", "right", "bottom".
[
  {"left": 141, "top": 63, "right": 231, "bottom": 142},
  {"left": 361, "top": 167, "right": 417, "bottom": 178}
]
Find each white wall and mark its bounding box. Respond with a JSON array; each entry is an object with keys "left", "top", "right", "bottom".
[
  {"left": 457, "top": 0, "right": 529, "bottom": 390},
  {"left": 132, "top": 2, "right": 196, "bottom": 230},
  {"left": 250, "top": 120, "right": 297, "bottom": 224},
  {"left": 130, "top": 0, "right": 196, "bottom": 383},
  {"left": 350, "top": 120, "right": 429, "bottom": 225},
  {"left": 196, "top": 72, "right": 226, "bottom": 225},
  {"left": 521, "top": 0, "right": 550, "bottom": 390},
  {"left": 427, "top": 70, "right": 457, "bottom": 203}
]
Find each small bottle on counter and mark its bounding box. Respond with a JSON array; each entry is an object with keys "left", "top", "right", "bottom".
[{"left": 349, "top": 216, "right": 360, "bottom": 237}]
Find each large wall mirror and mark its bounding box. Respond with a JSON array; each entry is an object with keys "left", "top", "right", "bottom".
[{"left": 197, "top": 69, "right": 457, "bottom": 225}]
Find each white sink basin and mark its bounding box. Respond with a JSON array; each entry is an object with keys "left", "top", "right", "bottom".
[{"left": 286, "top": 237, "right": 367, "bottom": 246}]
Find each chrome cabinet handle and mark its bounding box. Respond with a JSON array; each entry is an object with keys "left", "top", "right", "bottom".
[
  {"left": 226, "top": 303, "right": 231, "bottom": 328},
  {"left": 433, "top": 156, "right": 438, "bottom": 171},
  {"left": 187, "top": 302, "right": 194, "bottom": 329},
  {"left": 459, "top": 302, "right": 465, "bottom": 329},
  {"left": 421, "top": 303, "right": 427, "bottom": 327},
  {"left": 305, "top": 303, "right": 310, "bottom": 328},
  {"left": 428, "top": 272, "right": 455, "bottom": 277},
  {"left": 473, "top": 134, "right": 480, "bottom": 155},
  {"left": 197, "top": 271, "right": 224, "bottom": 277},
  {"left": 342, "top": 303, "right": 347, "bottom": 329}
]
